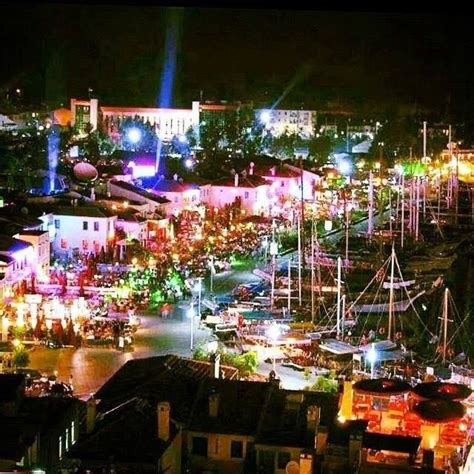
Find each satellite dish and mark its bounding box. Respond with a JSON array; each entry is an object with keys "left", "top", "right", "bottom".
[
  {"left": 286, "top": 461, "right": 299, "bottom": 474},
  {"left": 73, "top": 162, "right": 99, "bottom": 183}
]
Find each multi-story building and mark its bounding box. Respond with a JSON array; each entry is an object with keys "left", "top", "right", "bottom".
[
  {"left": 0, "top": 236, "right": 34, "bottom": 299},
  {"left": 208, "top": 173, "right": 271, "bottom": 216},
  {"left": 0, "top": 374, "right": 83, "bottom": 474},
  {"left": 51, "top": 203, "right": 117, "bottom": 257},
  {"left": 67, "top": 354, "right": 338, "bottom": 474},
  {"left": 13, "top": 229, "right": 50, "bottom": 282},
  {"left": 70, "top": 98, "right": 200, "bottom": 141},
  {"left": 257, "top": 108, "right": 317, "bottom": 137}
]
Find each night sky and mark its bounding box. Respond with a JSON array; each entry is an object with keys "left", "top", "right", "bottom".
[{"left": 1, "top": 3, "right": 474, "bottom": 118}]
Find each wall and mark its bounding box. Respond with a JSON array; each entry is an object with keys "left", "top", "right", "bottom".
[
  {"left": 256, "top": 445, "right": 302, "bottom": 474},
  {"left": 15, "top": 232, "right": 50, "bottom": 281},
  {"left": 52, "top": 215, "right": 116, "bottom": 256},
  {"left": 159, "top": 430, "right": 182, "bottom": 474},
  {"left": 209, "top": 185, "right": 270, "bottom": 216},
  {"left": 187, "top": 431, "right": 252, "bottom": 474}
]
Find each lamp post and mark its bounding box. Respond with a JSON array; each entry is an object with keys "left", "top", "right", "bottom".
[
  {"left": 268, "top": 324, "right": 280, "bottom": 372},
  {"left": 189, "top": 302, "right": 195, "bottom": 351},
  {"left": 367, "top": 343, "right": 378, "bottom": 379},
  {"left": 270, "top": 220, "right": 278, "bottom": 309}
]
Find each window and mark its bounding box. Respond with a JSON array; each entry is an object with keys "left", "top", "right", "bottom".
[
  {"left": 277, "top": 452, "right": 291, "bottom": 469},
  {"left": 54, "top": 219, "right": 60, "bottom": 229},
  {"left": 94, "top": 221, "right": 99, "bottom": 231},
  {"left": 192, "top": 436, "right": 208, "bottom": 457},
  {"left": 83, "top": 221, "right": 88, "bottom": 231},
  {"left": 231, "top": 440, "right": 243, "bottom": 459},
  {"left": 65, "top": 428, "right": 69, "bottom": 451},
  {"left": 244, "top": 191, "right": 249, "bottom": 199},
  {"left": 174, "top": 197, "right": 179, "bottom": 203},
  {"left": 58, "top": 436, "right": 63, "bottom": 459},
  {"left": 71, "top": 421, "right": 76, "bottom": 444},
  {"left": 281, "top": 180, "right": 285, "bottom": 187}
]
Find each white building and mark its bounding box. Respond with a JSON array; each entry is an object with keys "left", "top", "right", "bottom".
[
  {"left": 70, "top": 98, "right": 200, "bottom": 141},
  {"left": 51, "top": 205, "right": 117, "bottom": 256},
  {"left": 108, "top": 180, "right": 171, "bottom": 217},
  {"left": 0, "top": 236, "right": 34, "bottom": 299},
  {"left": 147, "top": 178, "right": 201, "bottom": 217},
  {"left": 284, "top": 163, "right": 322, "bottom": 200},
  {"left": 257, "top": 109, "right": 316, "bottom": 137},
  {"left": 208, "top": 173, "right": 271, "bottom": 216},
  {"left": 14, "top": 230, "right": 51, "bottom": 282}
]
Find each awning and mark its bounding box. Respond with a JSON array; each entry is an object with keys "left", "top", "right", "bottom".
[{"left": 319, "top": 338, "right": 360, "bottom": 355}]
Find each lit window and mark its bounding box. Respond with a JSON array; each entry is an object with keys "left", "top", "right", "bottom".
[
  {"left": 71, "top": 421, "right": 76, "bottom": 444},
  {"left": 65, "top": 428, "right": 69, "bottom": 451},
  {"left": 58, "top": 436, "right": 63, "bottom": 459}
]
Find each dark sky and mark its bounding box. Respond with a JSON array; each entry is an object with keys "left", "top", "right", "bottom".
[{"left": 1, "top": 3, "right": 474, "bottom": 118}]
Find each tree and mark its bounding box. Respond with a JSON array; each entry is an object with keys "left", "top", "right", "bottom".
[
  {"left": 308, "top": 135, "right": 333, "bottom": 165},
  {"left": 12, "top": 344, "right": 30, "bottom": 370}
]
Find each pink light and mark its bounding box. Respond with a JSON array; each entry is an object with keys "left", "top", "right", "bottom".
[{"left": 132, "top": 165, "right": 156, "bottom": 178}]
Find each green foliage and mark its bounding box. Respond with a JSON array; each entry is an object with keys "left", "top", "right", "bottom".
[
  {"left": 303, "top": 367, "right": 312, "bottom": 381},
  {"left": 308, "top": 135, "right": 333, "bottom": 165},
  {"left": 192, "top": 345, "right": 259, "bottom": 376},
  {"left": 306, "top": 375, "right": 338, "bottom": 394},
  {"left": 12, "top": 345, "right": 30, "bottom": 369},
  {"left": 12, "top": 326, "right": 26, "bottom": 340}
]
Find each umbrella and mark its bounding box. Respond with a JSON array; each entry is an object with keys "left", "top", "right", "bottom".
[
  {"left": 353, "top": 378, "right": 411, "bottom": 396},
  {"left": 413, "top": 382, "right": 472, "bottom": 401},
  {"left": 413, "top": 400, "right": 466, "bottom": 423}
]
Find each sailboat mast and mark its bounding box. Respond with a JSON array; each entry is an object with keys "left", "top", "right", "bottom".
[
  {"left": 341, "top": 294, "right": 346, "bottom": 339},
  {"left": 443, "top": 288, "right": 449, "bottom": 365},
  {"left": 401, "top": 172, "right": 405, "bottom": 248},
  {"left": 388, "top": 245, "right": 395, "bottom": 341},
  {"left": 297, "top": 215, "right": 302, "bottom": 306},
  {"left": 311, "top": 222, "right": 315, "bottom": 324},
  {"left": 287, "top": 257, "right": 291, "bottom": 315},
  {"left": 336, "top": 256, "right": 342, "bottom": 337},
  {"left": 368, "top": 171, "right": 374, "bottom": 239}
]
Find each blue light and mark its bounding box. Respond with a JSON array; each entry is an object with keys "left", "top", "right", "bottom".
[
  {"left": 260, "top": 111, "right": 271, "bottom": 124},
  {"left": 127, "top": 128, "right": 142, "bottom": 144},
  {"left": 337, "top": 159, "right": 352, "bottom": 176}
]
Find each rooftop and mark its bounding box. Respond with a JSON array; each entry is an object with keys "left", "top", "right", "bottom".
[
  {"left": 110, "top": 180, "right": 171, "bottom": 204},
  {"left": 0, "top": 235, "right": 33, "bottom": 253},
  {"left": 213, "top": 174, "right": 269, "bottom": 188},
  {"left": 68, "top": 397, "right": 176, "bottom": 466}
]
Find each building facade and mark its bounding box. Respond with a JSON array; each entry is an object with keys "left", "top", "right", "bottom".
[{"left": 258, "top": 109, "right": 317, "bottom": 137}]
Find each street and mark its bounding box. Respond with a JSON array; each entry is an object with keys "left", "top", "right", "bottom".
[{"left": 27, "top": 217, "right": 383, "bottom": 397}]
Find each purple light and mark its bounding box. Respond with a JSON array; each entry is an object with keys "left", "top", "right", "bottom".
[{"left": 184, "top": 158, "right": 193, "bottom": 169}]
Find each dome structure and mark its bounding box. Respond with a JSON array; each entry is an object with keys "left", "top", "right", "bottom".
[{"left": 73, "top": 162, "right": 98, "bottom": 183}]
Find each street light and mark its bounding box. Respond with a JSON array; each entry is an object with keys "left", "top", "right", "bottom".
[
  {"left": 366, "top": 343, "right": 378, "bottom": 379},
  {"left": 189, "top": 302, "right": 195, "bottom": 351},
  {"left": 268, "top": 324, "right": 281, "bottom": 372}
]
